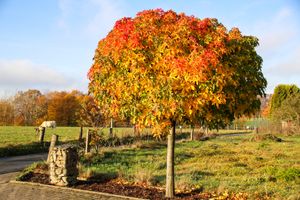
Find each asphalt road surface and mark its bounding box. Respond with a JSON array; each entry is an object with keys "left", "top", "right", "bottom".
[{"left": 0, "top": 153, "right": 47, "bottom": 174}]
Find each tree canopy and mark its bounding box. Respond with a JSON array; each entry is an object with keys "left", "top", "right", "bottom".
[
  {"left": 270, "top": 84, "right": 300, "bottom": 115},
  {"left": 88, "top": 9, "right": 266, "bottom": 135}
]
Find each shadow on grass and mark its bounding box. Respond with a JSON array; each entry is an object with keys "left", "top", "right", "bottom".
[
  {"left": 80, "top": 172, "right": 118, "bottom": 184},
  {"left": 0, "top": 139, "right": 81, "bottom": 158},
  {"left": 0, "top": 142, "right": 50, "bottom": 158}
]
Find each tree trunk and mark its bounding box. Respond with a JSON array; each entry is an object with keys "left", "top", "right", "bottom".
[
  {"left": 205, "top": 127, "right": 209, "bottom": 135},
  {"left": 190, "top": 125, "right": 194, "bottom": 141},
  {"left": 85, "top": 129, "right": 91, "bottom": 154},
  {"left": 166, "top": 121, "right": 176, "bottom": 198},
  {"left": 109, "top": 118, "right": 113, "bottom": 137}
]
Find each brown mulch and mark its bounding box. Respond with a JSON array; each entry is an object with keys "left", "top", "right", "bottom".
[{"left": 23, "top": 173, "right": 213, "bottom": 199}]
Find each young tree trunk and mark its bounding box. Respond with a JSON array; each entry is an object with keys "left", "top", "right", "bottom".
[
  {"left": 190, "top": 125, "right": 194, "bottom": 141},
  {"left": 166, "top": 121, "right": 176, "bottom": 198},
  {"left": 109, "top": 118, "right": 113, "bottom": 137},
  {"left": 85, "top": 129, "right": 91, "bottom": 154}
]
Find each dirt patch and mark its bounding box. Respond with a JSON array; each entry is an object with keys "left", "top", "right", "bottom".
[{"left": 23, "top": 173, "right": 214, "bottom": 199}]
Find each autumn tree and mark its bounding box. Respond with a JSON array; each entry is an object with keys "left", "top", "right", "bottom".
[
  {"left": 47, "top": 90, "right": 82, "bottom": 126},
  {"left": 0, "top": 99, "right": 14, "bottom": 125},
  {"left": 88, "top": 9, "right": 266, "bottom": 197},
  {"left": 13, "top": 89, "right": 47, "bottom": 125}
]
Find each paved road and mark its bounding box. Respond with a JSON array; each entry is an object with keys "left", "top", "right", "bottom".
[{"left": 0, "top": 153, "right": 47, "bottom": 174}]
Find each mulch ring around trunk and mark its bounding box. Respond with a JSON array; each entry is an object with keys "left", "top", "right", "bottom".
[{"left": 22, "top": 173, "right": 215, "bottom": 199}]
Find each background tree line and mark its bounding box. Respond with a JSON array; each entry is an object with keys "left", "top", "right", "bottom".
[
  {"left": 1, "top": 84, "right": 298, "bottom": 128},
  {"left": 0, "top": 89, "right": 101, "bottom": 127}
]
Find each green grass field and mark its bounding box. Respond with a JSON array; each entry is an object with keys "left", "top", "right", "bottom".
[
  {"left": 0, "top": 126, "right": 144, "bottom": 147},
  {"left": 0, "top": 126, "right": 86, "bottom": 147},
  {"left": 0, "top": 126, "right": 154, "bottom": 157},
  {"left": 8, "top": 125, "right": 299, "bottom": 198},
  {"left": 0, "top": 126, "right": 250, "bottom": 148},
  {"left": 80, "top": 134, "right": 300, "bottom": 199}
]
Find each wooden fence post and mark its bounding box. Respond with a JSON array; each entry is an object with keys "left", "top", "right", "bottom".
[
  {"left": 85, "top": 129, "right": 91, "bottom": 154},
  {"left": 78, "top": 126, "right": 83, "bottom": 141},
  {"left": 47, "top": 134, "right": 58, "bottom": 163},
  {"left": 39, "top": 127, "right": 45, "bottom": 143}
]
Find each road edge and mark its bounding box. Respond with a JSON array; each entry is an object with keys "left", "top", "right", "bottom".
[{"left": 10, "top": 180, "right": 147, "bottom": 200}]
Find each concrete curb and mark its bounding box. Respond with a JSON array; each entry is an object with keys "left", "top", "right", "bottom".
[{"left": 10, "top": 180, "right": 147, "bottom": 200}]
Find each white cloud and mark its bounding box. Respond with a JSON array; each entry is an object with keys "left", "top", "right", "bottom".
[
  {"left": 0, "top": 59, "right": 69, "bottom": 87},
  {"left": 85, "top": 0, "right": 125, "bottom": 38},
  {"left": 255, "top": 7, "right": 298, "bottom": 54},
  {"left": 56, "top": 0, "right": 125, "bottom": 38},
  {"left": 263, "top": 47, "right": 300, "bottom": 93},
  {"left": 248, "top": 7, "right": 300, "bottom": 93},
  {"left": 0, "top": 59, "right": 86, "bottom": 98},
  {"left": 267, "top": 48, "right": 300, "bottom": 76}
]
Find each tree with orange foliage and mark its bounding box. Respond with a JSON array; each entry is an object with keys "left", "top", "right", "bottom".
[
  {"left": 47, "top": 90, "right": 82, "bottom": 126},
  {"left": 88, "top": 9, "right": 266, "bottom": 197},
  {"left": 0, "top": 99, "right": 14, "bottom": 125}
]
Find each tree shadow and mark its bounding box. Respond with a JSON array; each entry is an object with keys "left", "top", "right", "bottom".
[{"left": 77, "top": 171, "right": 118, "bottom": 184}]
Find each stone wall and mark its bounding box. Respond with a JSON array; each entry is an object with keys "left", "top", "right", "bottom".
[{"left": 49, "top": 144, "right": 78, "bottom": 186}]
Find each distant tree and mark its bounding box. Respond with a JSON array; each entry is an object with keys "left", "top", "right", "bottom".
[
  {"left": 47, "top": 91, "right": 82, "bottom": 126},
  {"left": 0, "top": 99, "right": 14, "bottom": 125},
  {"left": 13, "top": 89, "right": 46, "bottom": 125},
  {"left": 34, "top": 95, "right": 49, "bottom": 125},
  {"left": 273, "top": 93, "right": 300, "bottom": 125},
  {"left": 88, "top": 9, "right": 266, "bottom": 197},
  {"left": 261, "top": 99, "right": 271, "bottom": 118},
  {"left": 270, "top": 84, "right": 300, "bottom": 115}
]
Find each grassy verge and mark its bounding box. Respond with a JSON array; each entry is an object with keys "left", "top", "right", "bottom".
[
  {"left": 79, "top": 134, "right": 300, "bottom": 199},
  {"left": 16, "top": 161, "right": 48, "bottom": 181}
]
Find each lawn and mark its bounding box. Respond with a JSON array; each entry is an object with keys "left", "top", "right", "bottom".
[
  {"left": 0, "top": 126, "right": 250, "bottom": 148},
  {"left": 0, "top": 126, "right": 251, "bottom": 157},
  {"left": 0, "top": 126, "right": 152, "bottom": 157},
  {"left": 0, "top": 126, "right": 85, "bottom": 147},
  {"left": 79, "top": 133, "right": 300, "bottom": 199},
  {"left": 0, "top": 126, "right": 144, "bottom": 147}
]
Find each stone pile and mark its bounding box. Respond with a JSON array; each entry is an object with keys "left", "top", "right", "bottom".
[{"left": 49, "top": 144, "right": 78, "bottom": 186}]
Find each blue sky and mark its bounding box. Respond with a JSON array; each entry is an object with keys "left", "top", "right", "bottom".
[{"left": 0, "top": 0, "right": 299, "bottom": 98}]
